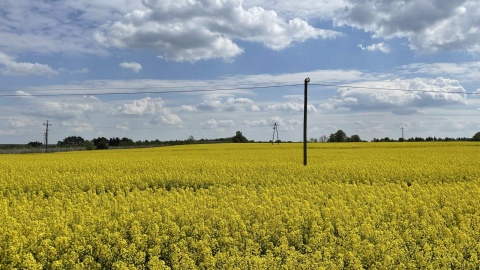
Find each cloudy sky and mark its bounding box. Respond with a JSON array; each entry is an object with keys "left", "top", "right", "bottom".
[{"left": 1, "top": 0, "right": 480, "bottom": 144}]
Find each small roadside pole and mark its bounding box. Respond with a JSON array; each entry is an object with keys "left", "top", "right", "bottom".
[{"left": 304, "top": 78, "right": 310, "bottom": 166}]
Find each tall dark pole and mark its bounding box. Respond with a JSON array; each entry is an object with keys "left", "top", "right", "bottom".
[
  {"left": 43, "top": 120, "right": 51, "bottom": 153},
  {"left": 304, "top": 78, "right": 310, "bottom": 166}
]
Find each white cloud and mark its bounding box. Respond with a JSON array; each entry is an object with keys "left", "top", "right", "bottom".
[
  {"left": 119, "top": 62, "right": 142, "bottom": 73},
  {"left": 243, "top": 0, "right": 349, "bottom": 19},
  {"left": 337, "top": 0, "right": 480, "bottom": 53},
  {"left": 264, "top": 102, "right": 317, "bottom": 112},
  {"left": 200, "top": 118, "right": 235, "bottom": 129},
  {"left": 0, "top": 51, "right": 58, "bottom": 76},
  {"left": 330, "top": 77, "right": 467, "bottom": 114},
  {"left": 179, "top": 105, "right": 198, "bottom": 112},
  {"left": 0, "top": 1, "right": 142, "bottom": 55},
  {"left": 357, "top": 42, "right": 390, "bottom": 53},
  {"left": 196, "top": 99, "right": 224, "bottom": 111},
  {"left": 196, "top": 97, "right": 260, "bottom": 112},
  {"left": 112, "top": 97, "right": 182, "bottom": 125},
  {"left": 95, "top": 0, "right": 339, "bottom": 62},
  {"left": 224, "top": 97, "right": 258, "bottom": 111}
]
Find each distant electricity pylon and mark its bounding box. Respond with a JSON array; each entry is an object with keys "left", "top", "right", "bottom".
[
  {"left": 272, "top": 122, "right": 279, "bottom": 144},
  {"left": 43, "top": 120, "right": 52, "bottom": 153},
  {"left": 401, "top": 126, "right": 405, "bottom": 140}
]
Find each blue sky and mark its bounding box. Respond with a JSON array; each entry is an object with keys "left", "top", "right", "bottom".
[{"left": 1, "top": 0, "right": 479, "bottom": 144}]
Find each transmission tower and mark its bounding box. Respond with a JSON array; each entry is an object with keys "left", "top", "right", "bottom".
[{"left": 272, "top": 122, "right": 279, "bottom": 144}]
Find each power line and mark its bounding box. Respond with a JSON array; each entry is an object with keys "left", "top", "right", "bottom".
[
  {"left": 310, "top": 83, "right": 479, "bottom": 95},
  {"left": 0, "top": 83, "right": 302, "bottom": 97},
  {"left": 1, "top": 81, "right": 479, "bottom": 98}
]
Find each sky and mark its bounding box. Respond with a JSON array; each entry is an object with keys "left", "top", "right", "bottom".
[{"left": 1, "top": 0, "right": 480, "bottom": 144}]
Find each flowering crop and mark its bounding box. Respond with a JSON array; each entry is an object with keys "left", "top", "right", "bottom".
[{"left": 1, "top": 142, "right": 480, "bottom": 269}]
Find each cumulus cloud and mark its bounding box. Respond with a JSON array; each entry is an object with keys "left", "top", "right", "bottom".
[
  {"left": 337, "top": 0, "right": 480, "bottom": 53},
  {"left": 330, "top": 77, "right": 467, "bottom": 114},
  {"left": 357, "top": 42, "right": 390, "bottom": 53},
  {"left": 243, "top": 0, "right": 349, "bottom": 19},
  {"left": 95, "top": 0, "right": 339, "bottom": 62},
  {"left": 119, "top": 62, "right": 142, "bottom": 73},
  {"left": 196, "top": 97, "right": 260, "bottom": 112},
  {"left": 112, "top": 97, "right": 182, "bottom": 125},
  {"left": 200, "top": 118, "right": 235, "bottom": 129},
  {"left": 0, "top": 1, "right": 142, "bottom": 55},
  {"left": 0, "top": 51, "right": 58, "bottom": 76}
]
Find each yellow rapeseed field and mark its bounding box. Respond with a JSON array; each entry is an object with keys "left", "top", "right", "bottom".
[{"left": 1, "top": 142, "right": 480, "bottom": 269}]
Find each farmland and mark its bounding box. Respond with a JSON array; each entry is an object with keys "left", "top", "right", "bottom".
[{"left": 1, "top": 142, "right": 480, "bottom": 269}]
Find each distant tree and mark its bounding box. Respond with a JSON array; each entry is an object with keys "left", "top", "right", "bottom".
[
  {"left": 84, "top": 140, "right": 95, "bottom": 150},
  {"left": 349, "top": 134, "right": 361, "bottom": 142},
  {"left": 232, "top": 131, "right": 248, "bottom": 143},
  {"left": 398, "top": 137, "right": 405, "bottom": 142},
  {"left": 473, "top": 132, "right": 480, "bottom": 141},
  {"left": 57, "top": 136, "right": 85, "bottom": 146},
  {"left": 92, "top": 137, "right": 109, "bottom": 149},
  {"left": 109, "top": 137, "right": 121, "bottom": 147},
  {"left": 309, "top": 138, "right": 318, "bottom": 142},
  {"left": 319, "top": 135, "right": 328, "bottom": 142},
  {"left": 328, "top": 133, "right": 336, "bottom": 142},
  {"left": 119, "top": 137, "right": 134, "bottom": 146},
  {"left": 186, "top": 135, "right": 195, "bottom": 142},
  {"left": 27, "top": 141, "right": 43, "bottom": 147},
  {"left": 334, "top": 130, "right": 347, "bottom": 142}
]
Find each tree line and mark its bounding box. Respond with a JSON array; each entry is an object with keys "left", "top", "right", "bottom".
[
  {"left": 320, "top": 130, "right": 480, "bottom": 143},
  {"left": 23, "top": 130, "right": 480, "bottom": 151},
  {"left": 25, "top": 131, "right": 251, "bottom": 150}
]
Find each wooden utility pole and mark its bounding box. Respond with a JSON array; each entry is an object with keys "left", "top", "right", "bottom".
[
  {"left": 304, "top": 78, "right": 310, "bottom": 166},
  {"left": 43, "top": 120, "right": 52, "bottom": 153}
]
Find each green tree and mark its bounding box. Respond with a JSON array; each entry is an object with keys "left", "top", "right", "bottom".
[
  {"left": 92, "top": 137, "right": 109, "bottom": 149},
  {"left": 473, "top": 132, "right": 480, "bottom": 141},
  {"left": 349, "top": 134, "right": 361, "bottom": 142},
  {"left": 57, "top": 136, "right": 85, "bottom": 146},
  {"left": 27, "top": 141, "right": 43, "bottom": 147},
  {"left": 232, "top": 131, "right": 248, "bottom": 143},
  {"left": 334, "top": 130, "right": 347, "bottom": 142}
]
